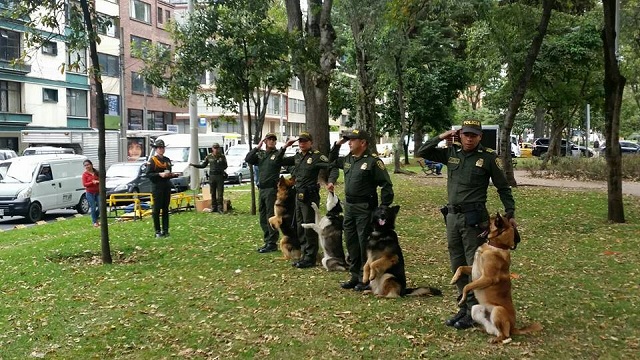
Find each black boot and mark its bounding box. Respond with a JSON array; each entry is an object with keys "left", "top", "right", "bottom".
[
  {"left": 445, "top": 307, "right": 467, "bottom": 327},
  {"left": 453, "top": 313, "right": 476, "bottom": 330}
]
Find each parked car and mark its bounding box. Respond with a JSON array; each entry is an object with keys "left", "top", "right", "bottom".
[
  {"left": 224, "top": 145, "right": 251, "bottom": 184},
  {"left": 600, "top": 140, "right": 640, "bottom": 154},
  {"left": 520, "top": 142, "right": 533, "bottom": 158},
  {"left": 105, "top": 162, "right": 153, "bottom": 197},
  {"left": 532, "top": 138, "right": 595, "bottom": 158},
  {"left": 0, "top": 149, "right": 18, "bottom": 160}
]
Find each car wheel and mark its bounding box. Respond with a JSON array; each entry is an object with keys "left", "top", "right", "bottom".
[
  {"left": 26, "top": 202, "right": 43, "bottom": 223},
  {"left": 237, "top": 174, "right": 243, "bottom": 184},
  {"left": 76, "top": 194, "right": 90, "bottom": 214}
]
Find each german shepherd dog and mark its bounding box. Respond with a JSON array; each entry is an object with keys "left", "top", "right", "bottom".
[
  {"left": 268, "top": 176, "right": 301, "bottom": 261},
  {"left": 451, "top": 213, "right": 542, "bottom": 343},
  {"left": 302, "top": 192, "right": 348, "bottom": 271},
  {"left": 363, "top": 205, "right": 442, "bottom": 298}
]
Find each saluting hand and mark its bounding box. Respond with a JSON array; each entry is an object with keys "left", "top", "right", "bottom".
[{"left": 326, "top": 183, "right": 335, "bottom": 192}]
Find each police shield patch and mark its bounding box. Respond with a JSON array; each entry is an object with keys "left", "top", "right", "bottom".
[
  {"left": 496, "top": 158, "right": 504, "bottom": 170},
  {"left": 320, "top": 155, "right": 328, "bottom": 162},
  {"left": 376, "top": 160, "right": 385, "bottom": 170}
]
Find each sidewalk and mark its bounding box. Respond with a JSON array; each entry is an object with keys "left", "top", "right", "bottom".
[{"left": 513, "top": 170, "right": 640, "bottom": 197}]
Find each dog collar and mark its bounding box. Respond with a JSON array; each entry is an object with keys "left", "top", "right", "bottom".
[{"left": 487, "top": 239, "right": 511, "bottom": 250}]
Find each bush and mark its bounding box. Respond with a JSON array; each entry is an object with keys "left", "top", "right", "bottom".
[{"left": 519, "top": 154, "right": 640, "bottom": 181}]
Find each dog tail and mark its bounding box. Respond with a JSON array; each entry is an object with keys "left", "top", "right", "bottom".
[
  {"left": 512, "top": 322, "right": 543, "bottom": 335},
  {"left": 405, "top": 287, "right": 443, "bottom": 297}
]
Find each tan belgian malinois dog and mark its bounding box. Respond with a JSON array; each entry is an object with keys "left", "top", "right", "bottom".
[{"left": 451, "top": 213, "right": 541, "bottom": 343}]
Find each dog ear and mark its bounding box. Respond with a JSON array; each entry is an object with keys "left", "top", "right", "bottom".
[
  {"left": 495, "top": 212, "right": 504, "bottom": 228},
  {"left": 390, "top": 205, "right": 400, "bottom": 216}
]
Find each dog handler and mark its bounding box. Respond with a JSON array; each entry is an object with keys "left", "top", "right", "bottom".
[
  {"left": 416, "top": 119, "right": 516, "bottom": 330},
  {"left": 147, "top": 139, "right": 177, "bottom": 238},
  {"left": 190, "top": 143, "right": 227, "bottom": 214},
  {"left": 327, "top": 129, "right": 394, "bottom": 291},
  {"left": 280, "top": 132, "right": 331, "bottom": 269},
  {"left": 245, "top": 132, "right": 285, "bottom": 253}
]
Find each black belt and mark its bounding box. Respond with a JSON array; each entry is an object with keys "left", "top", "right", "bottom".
[
  {"left": 447, "top": 203, "right": 484, "bottom": 214},
  {"left": 346, "top": 194, "right": 374, "bottom": 204}
]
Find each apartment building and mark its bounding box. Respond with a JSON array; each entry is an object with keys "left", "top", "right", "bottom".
[
  {"left": 120, "top": 0, "right": 186, "bottom": 131},
  {"left": 0, "top": 1, "right": 91, "bottom": 152}
]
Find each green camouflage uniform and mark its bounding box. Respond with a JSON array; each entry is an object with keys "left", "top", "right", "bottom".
[
  {"left": 280, "top": 148, "right": 330, "bottom": 263},
  {"left": 416, "top": 136, "right": 515, "bottom": 315},
  {"left": 194, "top": 153, "right": 228, "bottom": 212},
  {"left": 245, "top": 146, "right": 284, "bottom": 247},
  {"left": 328, "top": 145, "right": 394, "bottom": 283}
]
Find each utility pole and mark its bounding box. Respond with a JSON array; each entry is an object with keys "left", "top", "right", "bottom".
[
  {"left": 119, "top": 26, "right": 127, "bottom": 162},
  {"left": 188, "top": 0, "right": 200, "bottom": 190}
]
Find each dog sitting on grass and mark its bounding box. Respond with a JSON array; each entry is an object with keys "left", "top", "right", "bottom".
[
  {"left": 268, "top": 176, "right": 301, "bottom": 261},
  {"left": 363, "top": 205, "right": 442, "bottom": 298}
]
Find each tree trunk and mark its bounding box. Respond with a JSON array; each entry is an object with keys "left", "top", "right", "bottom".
[
  {"left": 285, "top": 0, "right": 336, "bottom": 169},
  {"left": 500, "top": 0, "right": 552, "bottom": 187},
  {"left": 350, "top": 15, "right": 377, "bottom": 153},
  {"left": 393, "top": 55, "right": 410, "bottom": 174},
  {"left": 80, "top": 0, "right": 112, "bottom": 264},
  {"left": 534, "top": 104, "right": 545, "bottom": 139},
  {"left": 602, "top": 0, "right": 625, "bottom": 223},
  {"left": 244, "top": 91, "right": 257, "bottom": 215}
]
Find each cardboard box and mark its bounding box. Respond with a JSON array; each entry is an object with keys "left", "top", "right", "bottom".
[
  {"left": 201, "top": 184, "right": 211, "bottom": 200},
  {"left": 195, "top": 199, "right": 212, "bottom": 212}
]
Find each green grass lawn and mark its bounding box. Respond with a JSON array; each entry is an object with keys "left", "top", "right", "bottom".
[{"left": 1, "top": 168, "right": 639, "bottom": 359}]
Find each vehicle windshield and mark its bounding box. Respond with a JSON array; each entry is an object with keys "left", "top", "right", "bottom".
[
  {"left": 107, "top": 164, "right": 140, "bottom": 178},
  {"left": 163, "top": 147, "right": 189, "bottom": 162},
  {"left": 0, "top": 161, "right": 38, "bottom": 183},
  {"left": 226, "top": 146, "right": 249, "bottom": 157}
]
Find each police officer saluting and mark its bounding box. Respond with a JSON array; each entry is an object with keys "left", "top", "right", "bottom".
[
  {"left": 245, "top": 132, "right": 284, "bottom": 253},
  {"left": 280, "top": 132, "right": 331, "bottom": 268},
  {"left": 327, "top": 129, "right": 394, "bottom": 291},
  {"left": 416, "top": 119, "right": 516, "bottom": 330},
  {"left": 190, "top": 143, "right": 227, "bottom": 214},
  {"left": 146, "top": 139, "right": 178, "bottom": 238}
]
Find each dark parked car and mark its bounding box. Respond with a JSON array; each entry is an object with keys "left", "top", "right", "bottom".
[
  {"left": 532, "top": 138, "right": 594, "bottom": 157},
  {"left": 600, "top": 141, "right": 640, "bottom": 154},
  {"left": 105, "top": 162, "right": 153, "bottom": 197}
]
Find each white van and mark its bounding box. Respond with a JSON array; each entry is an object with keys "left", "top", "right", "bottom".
[
  {"left": 0, "top": 154, "right": 89, "bottom": 222},
  {"left": 22, "top": 146, "right": 75, "bottom": 156},
  {"left": 152, "top": 133, "right": 241, "bottom": 190}
]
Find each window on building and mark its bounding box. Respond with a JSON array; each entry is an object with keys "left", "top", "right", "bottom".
[
  {"left": 97, "top": 14, "right": 119, "bottom": 38},
  {"left": 212, "top": 118, "right": 241, "bottom": 133},
  {"left": 42, "top": 41, "right": 58, "bottom": 56},
  {"left": 131, "top": 0, "right": 151, "bottom": 23},
  {"left": 104, "top": 94, "right": 119, "bottom": 115},
  {"left": 97, "top": 53, "right": 120, "bottom": 77},
  {"left": 288, "top": 98, "right": 305, "bottom": 114},
  {"left": 130, "top": 35, "right": 151, "bottom": 58},
  {"left": 43, "top": 88, "right": 58, "bottom": 103},
  {"left": 0, "top": 29, "right": 21, "bottom": 62},
  {"left": 157, "top": 6, "right": 163, "bottom": 24},
  {"left": 267, "top": 95, "right": 281, "bottom": 116},
  {"left": 158, "top": 42, "right": 171, "bottom": 61},
  {"left": 341, "top": 114, "right": 348, "bottom": 126},
  {"left": 66, "top": 48, "right": 87, "bottom": 73},
  {"left": 157, "top": 79, "right": 169, "bottom": 97},
  {"left": 67, "top": 89, "right": 88, "bottom": 116},
  {"left": 165, "top": 10, "right": 170, "bottom": 22},
  {"left": 131, "top": 72, "right": 152, "bottom": 94},
  {"left": 128, "top": 109, "right": 143, "bottom": 130},
  {"left": 0, "top": 81, "right": 21, "bottom": 113},
  {"left": 289, "top": 77, "right": 301, "bottom": 90}
]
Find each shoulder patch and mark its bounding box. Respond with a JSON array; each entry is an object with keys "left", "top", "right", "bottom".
[
  {"left": 485, "top": 148, "right": 495, "bottom": 153},
  {"left": 376, "top": 159, "right": 386, "bottom": 170},
  {"left": 495, "top": 158, "right": 504, "bottom": 171},
  {"left": 320, "top": 155, "right": 328, "bottom": 162},
  {"left": 313, "top": 150, "right": 320, "bottom": 154}
]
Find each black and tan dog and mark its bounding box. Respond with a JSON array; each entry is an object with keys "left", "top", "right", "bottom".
[
  {"left": 451, "top": 213, "right": 541, "bottom": 343},
  {"left": 363, "top": 205, "right": 441, "bottom": 298},
  {"left": 268, "top": 176, "right": 301, "bottom": 261},
  {"left": 302, "top": 192, "right": 348, "bottom": 271}
]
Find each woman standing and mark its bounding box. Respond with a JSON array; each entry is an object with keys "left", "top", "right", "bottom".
[
  {"left": 82, "top": 159, "right": 100, "bottom": 227},
  {"left": 146, "top": 140, "right": 177, "bottom": 237}
]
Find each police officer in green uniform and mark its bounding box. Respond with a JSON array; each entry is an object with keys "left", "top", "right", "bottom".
[
  {"left": 191, "top": 143, "right": 228, "bottom": 214},
  {"left": 280, "top": 132, "right": 331, "bottom": 268},
  {"left": 245, "top": 132, "right": 285, "bottom": 253},
  {"left": 327, "top": 129, "right": 394, "bottom": 291},
  {"left": 416, "top": 119, "right": 517, "bottom": 330},
  {"left": 146, "top": 139, "right": 178, "bottom": 238}
]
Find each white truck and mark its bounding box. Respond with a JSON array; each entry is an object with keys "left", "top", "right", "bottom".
[
  {"left": 21, "top": 129, "right": 120, "bottom": 169},
  {"left": 451, "top": 124, "right": 520, "bottom": 157}
]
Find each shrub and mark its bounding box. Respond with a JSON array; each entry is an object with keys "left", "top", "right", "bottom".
[{"left": 519, "top": 154, "right": 640, "bottom": 181}]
